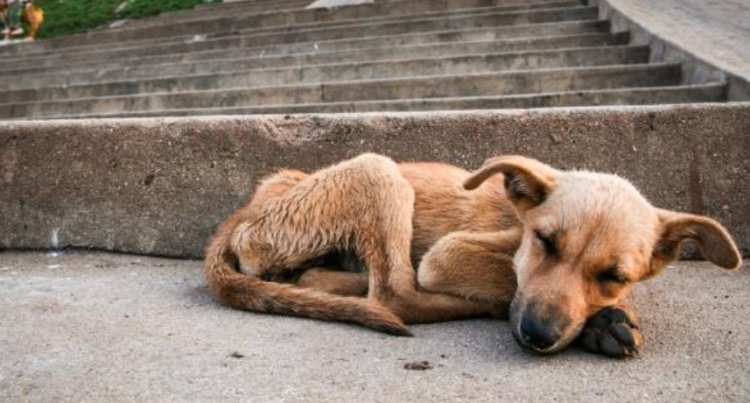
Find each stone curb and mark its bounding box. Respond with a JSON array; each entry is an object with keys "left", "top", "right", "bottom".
[{"left": 1, "top": 103, "right": 747, "bottom": 257}]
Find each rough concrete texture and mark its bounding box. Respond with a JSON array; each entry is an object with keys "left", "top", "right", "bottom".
[
  {"left": 602, "top": 0, "right": 750, "bottom": 82},
  {"left": 0, "top": 104, "right": 748, "bottom": 257},
  {"left": 62, "top": 84, "right": 724, "bottom": 119},
  {"left": 0, "top": 2, "right": 599, "bottom": 62},
  {"left": 0, "top": 252, "right": 748, "bottom": 401},
  {"left": 0, "top": 22, "right": 615, "bottom": 87},
  {"left": 0, "top": 0, "right": 578, "bottom": 53},
  {"left": 1, "top": 46, "right": 650, "bottom": 104},
  {"left": 0, "top": 63, "right": 684, "bottom": 119},
  {"left": 598, "top": 0, "right": 750, "bottom": 100},
  {"left": 0, "top": 32, "right": 627, "bottom": 82}
]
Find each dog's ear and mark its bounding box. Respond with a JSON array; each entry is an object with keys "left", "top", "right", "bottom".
[
  {"left": 650, "top": 209, "right": 742, "bottom": 273},
  {"left": 464, "top": 156, "right": 559, "bottom": 211}
]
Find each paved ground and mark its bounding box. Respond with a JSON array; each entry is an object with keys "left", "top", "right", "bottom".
[
  {"left": 606, "top": 0, "right": 750, "bottom": 81},
  {"left": 0, "top": 252, "right": 748, "bottom": 402}
]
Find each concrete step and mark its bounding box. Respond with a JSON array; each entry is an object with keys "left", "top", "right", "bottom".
[
  {"left": 0, "top": 0, "right": 312, "bottom": 55},
  {"left": 99, "top": 0, "right": 581, "bottom": 48},
  {"left": 237, "top": 3, "right": 594, "bottom": 37},
  {"left": 0, "top": 0, "right": 580, "bottom": 54},
  {"left": 0, "top": 46, "right": 649, "bottom": 102},
  {"left": 1, "top": 104, "right": 747, "bottom": 256},
  {"left": 0, "top": 32, "right": 628, "bottom": 85},
  {"left": 56, "top": 84, "right": 729, "bottom": 119},
  {"left": 0, "top": 18, "right": 610, "bottom": 73},
  {"left": 0, "top": 63, "right": 682, "bottom": 119},
  {"left": 182, "top": 0, "right": 312, "bottom": 16},
  {"left": 200, "top": 0, "right": 310, "bottom": 10},
  {"left": 124, "top": 0, "right": 322, "bottom": 27},
  {"left": 2, "top": 0, "right": 571, "bottom": 55},
  {"left": 186, "top": 0, "right": 312, "bottom": 15},
  {"left": 208, "top": 62, "right": 680, "bottom": 102},
  {"left": 0, "top": 4, "right": 599, "bottom": 65},
  {"left": 145, "top": 0, "right": 569, "bottom": 30}
]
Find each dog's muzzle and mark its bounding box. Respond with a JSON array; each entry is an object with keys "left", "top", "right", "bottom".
[
  {"left": 518, "top": 316, "right": 560, "bottom": 351},
  {"left": 510, "top": 297, "right": 577, "bottom": 354}
]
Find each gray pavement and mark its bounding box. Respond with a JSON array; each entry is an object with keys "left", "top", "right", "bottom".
[
  {"left": 1, "top": 252, "right": 748, "bottom": 402},
  {"left": 605, "top": 0, "right": 750, "bottom": 81}
]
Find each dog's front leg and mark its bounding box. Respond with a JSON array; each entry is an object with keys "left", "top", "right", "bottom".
[
  {"left": 416, "top": 229, "right": 522, "bottom": 318},
  {"left": 578, "top": 303, "right": 644, "bottom": 358}
]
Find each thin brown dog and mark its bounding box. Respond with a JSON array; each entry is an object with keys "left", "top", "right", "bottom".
[{"left": 203, "top": 154, "right": 742, "bottom": 357}]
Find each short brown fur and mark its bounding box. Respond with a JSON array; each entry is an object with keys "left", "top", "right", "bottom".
[{"left": 204, "top": 154, "right": 742, "bottom": 356}]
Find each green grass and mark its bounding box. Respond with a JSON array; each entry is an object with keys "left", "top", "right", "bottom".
[
  {"left": 33, "top": 0, "right": 121, "bottom": 38},
  {"left": 33, "top": 0, "right": 222, "bottom": 39}
]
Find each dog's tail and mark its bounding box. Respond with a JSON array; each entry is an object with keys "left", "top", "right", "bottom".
[{"left": 203, "top": 221, "right": 412, "bottom": 336}]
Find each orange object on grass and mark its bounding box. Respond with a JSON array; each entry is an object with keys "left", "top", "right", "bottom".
[{"left": 23, "top": 2, "right": 43, "bottom": 40}]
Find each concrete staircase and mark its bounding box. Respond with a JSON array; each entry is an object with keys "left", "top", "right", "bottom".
[{"left": 0, "top": 0, "right": 728, "bottom": 119}]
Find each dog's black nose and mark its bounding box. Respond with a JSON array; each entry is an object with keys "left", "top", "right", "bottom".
[{"left": 520, "top": 316, "right": 558, "bottom": 350}]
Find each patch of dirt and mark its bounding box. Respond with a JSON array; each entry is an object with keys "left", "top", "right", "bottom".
[
  {"left": 403, "top": 361, "right": 432, "bottom": 371},
  {"left": 229, "top": 351, "right": 245, "bottom": 359}
]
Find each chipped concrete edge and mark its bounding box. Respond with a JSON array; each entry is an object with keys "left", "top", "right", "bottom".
[{"left": 2, "top": 102, "right": 746, "bottom": 127}]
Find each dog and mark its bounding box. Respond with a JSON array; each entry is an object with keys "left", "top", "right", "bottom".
[{"left": 203, "top": 153, "right": 741, "bottom": 357}]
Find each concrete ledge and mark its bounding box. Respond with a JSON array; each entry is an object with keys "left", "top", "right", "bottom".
[
  {"left": 596, "top": 0, "right": 750, "bottom": 101},
  {"left": 1, "top": 103, "right": 748, "bottom": 257}
]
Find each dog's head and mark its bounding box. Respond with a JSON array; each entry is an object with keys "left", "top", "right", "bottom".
[{"left": 464, "top": 156, "right": 742, "bottom": 354}]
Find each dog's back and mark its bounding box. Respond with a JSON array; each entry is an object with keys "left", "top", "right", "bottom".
[{"left": 399, "top": 162, "right": 520, "bottom": 262}]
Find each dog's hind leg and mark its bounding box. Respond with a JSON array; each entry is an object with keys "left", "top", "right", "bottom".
[
  {"left": 328, "top": 156, "right": 498, "bottom": 324},
  {"left": 207, "top": 158, "right": 412, "bottom": 335},
  {"left": 227, "top": 154, "right": 428, "bottom": 331},
  {"left": 232, "top": 154, "right": 491, "bottom": 329}
]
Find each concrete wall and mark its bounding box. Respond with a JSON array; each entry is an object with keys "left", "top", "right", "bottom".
[{"left": 1, "top": 103, "right": 748, "bottom": 257}]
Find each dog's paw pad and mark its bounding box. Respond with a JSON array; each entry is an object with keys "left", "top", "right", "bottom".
[{"left": 579, "top": 307, "right": 642, "bottom": 358}]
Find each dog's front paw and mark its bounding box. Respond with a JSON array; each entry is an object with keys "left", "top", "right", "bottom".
[{"left": 579, "top": 306, "right": 643, "bottom": 358}]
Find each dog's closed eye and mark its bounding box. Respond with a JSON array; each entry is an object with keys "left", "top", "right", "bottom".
[
  {"left": 596, "top": 267, "right": 629, "bottom": 284},
  {"left": 534, "top": 230, "right": 557, "bottom": 256}
]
